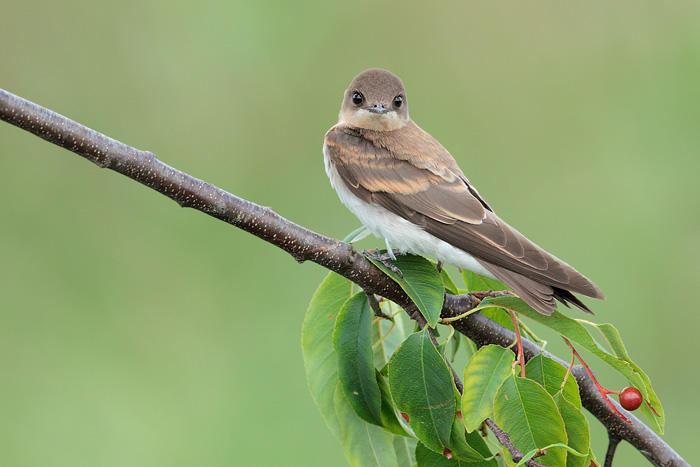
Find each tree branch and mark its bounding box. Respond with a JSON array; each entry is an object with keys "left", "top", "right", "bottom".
[
  {"left": 0, "top": 88, "right": 688, "bottom": 467},
  {"left": 442, "top": 296, "right": 687, "bottom": 467}
]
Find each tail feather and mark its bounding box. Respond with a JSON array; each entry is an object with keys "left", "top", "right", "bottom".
[{"left": 476, "top": 260, "right": 594, "bottom": 315}]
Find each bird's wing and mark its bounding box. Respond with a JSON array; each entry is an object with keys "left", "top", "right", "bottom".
[{"left": 325, "top": 124, "right": 604, "bottom": 300}]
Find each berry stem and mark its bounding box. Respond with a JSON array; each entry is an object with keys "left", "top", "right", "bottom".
[{"left": 562, "top": 337, "right": 631, "bottom": 424}]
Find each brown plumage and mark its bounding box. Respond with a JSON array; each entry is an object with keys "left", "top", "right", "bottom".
[{"left": 324, "top": 68, "right": 605, "bottom": 315}]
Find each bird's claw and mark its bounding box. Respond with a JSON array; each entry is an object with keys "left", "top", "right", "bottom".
[{"left": 362, "top": 249, "right": 404, "bottom": 278}]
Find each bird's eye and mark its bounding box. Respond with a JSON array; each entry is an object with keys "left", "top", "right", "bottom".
[
  {"left": 352, "top": 92, "right": 363, "bottom": 105},
  {"left": 393, "top": 95, "right": 403, "bottom": 108}
]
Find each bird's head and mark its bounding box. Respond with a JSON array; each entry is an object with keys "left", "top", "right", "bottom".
[{"left": 338, "top": 68, "right": 409, "bottom": 131}]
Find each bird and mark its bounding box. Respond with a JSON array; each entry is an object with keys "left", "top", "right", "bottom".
[{"left": 323, "top": 68, "right": 605, "bottom": 315}]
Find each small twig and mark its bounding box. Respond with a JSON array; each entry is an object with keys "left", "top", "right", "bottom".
[
  {"left": 604, "top": 435, "right": 622, "bottom": 467},
  {"left": 470, "top": 290, "right": 517, "bottom": 301},
  {"left": 365, "top": 292, "right": 393, "bottom": 321}
]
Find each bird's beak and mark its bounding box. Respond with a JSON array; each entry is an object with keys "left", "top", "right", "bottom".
[{"left": 366, "top": 104, "right": 390, "bottom": 114}]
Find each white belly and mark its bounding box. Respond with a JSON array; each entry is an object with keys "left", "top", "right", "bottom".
[{"left": 324, "top": 148, "right": 496, "bottom": 279}]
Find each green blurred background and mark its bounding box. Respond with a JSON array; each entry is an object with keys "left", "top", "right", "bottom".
[{"left": 1, "top": 1, "right": 698, "bottom": 465}]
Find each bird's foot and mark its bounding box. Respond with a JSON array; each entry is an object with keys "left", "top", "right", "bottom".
[{"left": 362, "top": 249, "right": 404, "bottom": 278}]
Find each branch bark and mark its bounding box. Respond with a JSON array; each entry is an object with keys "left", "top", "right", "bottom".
[{"left": 0, "top": 88, "right": 689, "bottom": 467}]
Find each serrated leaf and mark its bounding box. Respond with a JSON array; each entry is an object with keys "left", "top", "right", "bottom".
[
  {"left": 301, "top": 272, "right": 353, "bottom": 439},
  {"left": 334, "top": 383, "right": 398, "bottom": 467},
  {"left": 484, "top": 296, "right": 664, "bottom": 433},
  {"left": 516, "top": 443, "right": 586, "bottom": 466},
  {"left": 583, "top": 448, "right": 600, "bottom": 466},
  {"left": 494, "top": 375, "right": 568, "bottom": 467},
  {"left": 334, "top": 293, "right": 383, "bottom": 426},
  {"left": 388, "top": 329, "right": 456, "bottom": 453},
  {"left": 464, "top": 429, "right": 494, "bottom": 460},
  {"left": 366, "top": 253, "right": 444, "bottom": 327},
  {"left": 585, "top": 321, "right": 665, "bottom": 432},
  {"left": 415, "top": 441, "right": 497, "bottom": 467},
  {"left": 377, "top": 370, "right": 412, "bottom": 437},
  {"left": 461, "top": 345, "right": 515, "bottom": 432},
  {"left": 525, "top": 354, "right": 581, "bottom": 409},
  {"left": 449, "top": 417, "right": 490, "bottom": 462},
  {"left": 553, "top": 392, "right": 590, "bottom": 467},
  {"left": 461, "top": 270, "right": 507, "bottom": 293}
]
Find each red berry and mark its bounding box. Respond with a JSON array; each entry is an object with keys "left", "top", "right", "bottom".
[{"left": 619, "top": 387, "right": 643, "bottom": 411}]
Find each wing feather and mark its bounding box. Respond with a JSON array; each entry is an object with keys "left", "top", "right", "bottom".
[{"left": 325, "top": 123, "right": 604, "bottom": 300}]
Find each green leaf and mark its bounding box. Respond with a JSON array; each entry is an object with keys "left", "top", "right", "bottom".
[
  {"left": 449, "top": 333, "right": 461, "bottom": 363},
  {"left": 461, "top": 344, "right": 515, "bottom": 432},
  {"left": 525, "top": 354, "right": 581, "bottom": 409},
  {"left": 393, "top": 435, "right": 417, "bottom": 467},
  {"left": 373, "top": 307, "right": 413, "bottom": 369},
  {"left": 461, "top": 270, "right": 507, "bottom": 293},
  {"left": 481, "top": 306, "right": 515, "bottom": 332},
  {"left": 494, "top": 375, "right": 568, "bottom": 467},
  {"left": 587, "top": 321, "right": 665, "bottom": 432},
  {"left": 440, "top": 267, "right": 459, "bottom": 295},
  {"left": 334, "top": 383, "right": 398, "bottom": 467},
  {"left": 484, "top": 296, "right": 664, "bottom": 433},
  {"left": 464, "top": 429, "right": 495, "bottom": 460},
  {"left": 449, "top": 418, "right": 491, "bottom": 462},
  {"left": 301, "top": 272, "right": 353, "bottom": 439},
  {"left": 415, "top": 442, "right": 496, "bottom": 467},
  {"left": 377, "top": 370, "right": 412, "bottom": 437},
  {"left": 334, "top": 293, "right": 383, "bottom": 426},
  {"left": 366, "top": 253, "right": 444, "bottom": 327},
  {"left": 343, "top": 225, "right": 372, "bottom": 243},
  {"left": 388, "top": 329, "right": 456, "bottom": 453},
  {"left": 516, "top": 443, "right": 586, "bottom": 466},
  {"left": 553, "top": 392, "right": 590, "bottom": 467},
  {"left": 583, "top": 448, "right": 600, "bottom": 466}
]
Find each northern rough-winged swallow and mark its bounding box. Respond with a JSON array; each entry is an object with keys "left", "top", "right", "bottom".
[{"left": 324, "top": 68, "right": 605, "bottom": 315}]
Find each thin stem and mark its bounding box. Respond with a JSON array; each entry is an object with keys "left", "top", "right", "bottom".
[
  {"left": 517, "top": 317, "right": 545, "bottom": 346},
  {"left": 371, "top": 320, "right": 396, "bottom": 350},
  {"left": 563, "top": 338, "right": 630, "bottom": 424},
  {"left": 366, "top": 292, "right": 393, "bottom": 321},
  {"left": 440, "top": 302, "right": 520, "bottom": 323},
  {"left": 560, "top": 351, "right": 576, "bottom": 394},
  {"left": 510, "top": 310, "right": 526, "bottom": 378}
]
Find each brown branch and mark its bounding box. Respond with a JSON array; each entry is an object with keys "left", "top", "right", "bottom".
[{"left": 0, "top": 88, "right": 689, "bottom": 467}]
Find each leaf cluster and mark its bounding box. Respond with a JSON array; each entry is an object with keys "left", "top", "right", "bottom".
[{"left": 302, "top": 252, "right": 663, "bottom": 467}]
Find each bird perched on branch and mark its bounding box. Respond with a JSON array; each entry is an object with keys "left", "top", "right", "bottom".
[{"left": 324, "top": 68, "right": 604, "bottom": 315}]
